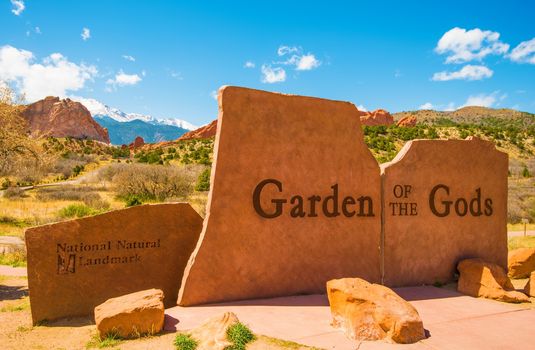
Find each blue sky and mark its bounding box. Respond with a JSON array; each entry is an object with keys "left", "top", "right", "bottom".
[{"left": 1, "top": 0, "right": 534, "bottom": 125}]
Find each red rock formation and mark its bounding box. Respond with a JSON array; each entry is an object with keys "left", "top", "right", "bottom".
[
  {"left": 22, "top": 96, "right": 110, "bottom": 143},
  {"left": 129, "top": 136, "right": 145, "bottom": 149},
  {"left": 360, "top": 109, "right": 394, "bottom": 126},
  {"left": 178, "top": 120, "right": 217, "bottom": 140},
  {"left": 396, "top": 115, "right": 417, "bottom": 127}
]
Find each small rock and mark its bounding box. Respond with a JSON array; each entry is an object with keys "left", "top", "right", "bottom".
[
  {"left": 94, "top": 289, "right": 164, "bottom": 339},
  {"left": 457, "top": 258, "right": 530, "bottom": 303},
  {"left": 508, "top": 248, "right": 535, "bottom": 279},
  {"left": 188, "top": 312, "right": 240, "bottom": 350},
  {"left": 326, "top": 278, "right": 425, "bottom": 344},
  {"left": 524, "top": 272, "right": 534, "bottom": 297}
]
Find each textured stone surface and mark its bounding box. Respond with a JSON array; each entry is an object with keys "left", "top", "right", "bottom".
[
  {"left": 508, "top": 248, "right": 535, "bottom": 279},
  {"left": 381, "top": 137, "right": 508, "bottom": 286},
  {"left": 188, "top": 312, "right": 240, "bottom": 350},
  {"left": 457, "top": 258, "right": 530, "bottom": 303},
  {"left": 26, "top": 203, "right": 202, "bottom": 324},
  {"left": 178, "top": 86, "right": 381, "bottom": 306},
  {"left": 524, "top": 272, "right": 534, "bottom": 297},
  {"left": 360, "top": 109, "right": 394, "bottom": 126},
  {"left": 326, "top": 278, "right": 425, "bottom": 344},
  {"left": 22, "top": 96, "right": 110, "bottom": 143},
  {"left": 95, "top": 289, "right": 164, "bottom": 338},
  {"left": 178, "top": 119, "right": 217, "bottom": 140}
]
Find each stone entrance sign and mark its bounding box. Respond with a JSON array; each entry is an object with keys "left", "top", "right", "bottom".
[
  {"left": 381, "top": 137, "right": 508, "bottom": 286},
  {"left": 26, "top": 203, "right": 202, "bottom": 323},
  {"left": 178, "top": 86, "right": 381, "bottom": 306}
]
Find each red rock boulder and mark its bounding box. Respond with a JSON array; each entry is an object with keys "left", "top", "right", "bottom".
[
  {"left": 179, "top": 120, "right": 217, "bottom": 140},
  {"left": 327, "top": 278, "right": 425, "bottom": 344},
  {"left": 524, "top": 272, "right": 534, "bottom": 297},
  {"left": 129, "top": 136, "right": 145, "bottom": 149},
  {"left": 360, "top": 109, "right": 394, "bottom": 126},
  {"left": 22, "top": 96, "right": 110, "bottom": 143},
  {"left": 396, "top": 115, "right": 417, "bottom": 127},
  {"left": 508, "top": 248, "right": 535, "bottom": 279}
]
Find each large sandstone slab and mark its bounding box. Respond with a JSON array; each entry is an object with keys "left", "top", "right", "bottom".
[
  {"left": 178, "top": 86, "right": 381, "bottom": 306},
  {"left": 381, "top": 137, "right": 508, "bottom": 286},
  {"left": 26, "top": 203, "right": 202, "bottom": 324}
]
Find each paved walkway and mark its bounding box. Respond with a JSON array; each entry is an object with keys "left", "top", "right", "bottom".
[
  {"left": 508, "top": 230, "right": 535, "bottom": 237},
  {"left": 165, "top": 287, "right": 535, "bottom": 349},
  {"left": 0, "top": 265, "right": 27, "bottom": 277}
]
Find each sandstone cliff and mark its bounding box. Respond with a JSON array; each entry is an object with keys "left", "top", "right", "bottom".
[
  {"left": 22, "top": 96, "right": 110, "bottom": 144},
  {"left": 178, "top": 120, "right": 217, "bottom": 140}
]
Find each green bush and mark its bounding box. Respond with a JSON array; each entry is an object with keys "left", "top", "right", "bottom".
[
  {"left": 58, "top": 204, "right": 96, "bottom": 219},
  {"left": 226, "top": 322, "right": 255, "bottom": 350},
  {"left": 522, "top": 166, "right": 531, "bottom": 178},
  {"left": 174, "top": 333, "right": 197, "bottom": 350},
  {"left": 195, "top": 168, "right": 211, "bottom": 192},
  {"left": 125, "top": 195, "right": 143, "bottom": 207}
]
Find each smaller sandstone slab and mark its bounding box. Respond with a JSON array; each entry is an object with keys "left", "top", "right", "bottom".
[
  {"left": 524, "top": 272, "right": 535, "bottom": 297},
  {"left": 457, "top": 258, "right": 530, "bottom": 303},
  {"left": 95, "top": 289, "right": 164, "bottom": 338},
  {"left": 508, "top": 248, "right": 535, "bottom": 279},
  {"left": 326, "top": 278, "right": 425, "bottom": 344},
  {"left": 188, "top": 312, "right": 240, "bottom": 350}
]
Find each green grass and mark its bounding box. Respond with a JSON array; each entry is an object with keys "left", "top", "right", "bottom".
[
  {"left": 260, "top": 335, "right": 322, "bottom": 349},
  {"left": 58, "top": 204, "right": 98, "bottom": 219},
  {"left": 1, "top": 297, "right": 30, "bottom": 312},
  {"left": 225, "top": 322, "right": 255, "bottom": 350},
  {"left": 0, "top": 250, "right": 27, "bottom": 267},
  {"left": 508, "top": 236, "right": 535, "bottom": 250},
  {"left": 86, "top": 332, "right": 122, "bottom": 349},
  {"left": 174, "top": 333, "right": 198, "bottom": 350}
]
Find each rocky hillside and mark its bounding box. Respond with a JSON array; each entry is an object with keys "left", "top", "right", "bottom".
[
  {"left": 178, "top": 120, "right": 217, "bottom": 141},
  {"left": 22, "top": 97, "right": 110, "bottom": 144}
]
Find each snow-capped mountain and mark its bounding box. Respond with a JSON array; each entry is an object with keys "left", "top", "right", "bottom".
[
  {"left": 73, "top": 97, "right": 198, "bottom": 130},
  {"left": 71, "top": 97, "right": 199, "bottom": 145}
]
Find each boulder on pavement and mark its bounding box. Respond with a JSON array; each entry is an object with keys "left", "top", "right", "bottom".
[
  {"left": 508, "top": 248, "right": 535, "bottom": 279},
  {"left": 95, "top": 289, "right": 164, "bottom": 339},
  {"left": 326, "top": 278, "right": 425, "bottom": 344},
  {"left": 457, "top": 258, "right": 530, "bottom": 303},
  {"left": 524, "top": 272, "right": 535, "bottom": 297}
]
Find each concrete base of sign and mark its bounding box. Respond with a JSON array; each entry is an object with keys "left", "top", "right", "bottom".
[{"left": 166, "top": 286, "right": 535, "bottom": 349}]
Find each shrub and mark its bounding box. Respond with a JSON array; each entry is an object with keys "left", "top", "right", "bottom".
[
  {"left": 226, "top": 322, "right": 255, "bottom": 350},
  {"left": 3, "top": 187, "right": 27, "bottom": 199},
  {"left": 174, "top": 333, "right": 197, "bottom": 350},
  {"left": 112, "top": 164, "right": 200, "bottom": 202},
  {"left": 0, "top": 249, "right": 27, "bottom": 267},
  {"left": 522, "top": 166, "right": 531, "bottom": 178},
  {"left": 58, "top": 204, "right": 96, "bottom": 219},
  {"left": 195, "top": 168, "right": 211, "bottom": 192},
  {"left": 125, "top": 195, "right": 143, "bottom": 207}
]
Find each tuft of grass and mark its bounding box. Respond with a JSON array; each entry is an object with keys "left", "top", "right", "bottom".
[
  {"left": 1, "top": 297, "right": 30, "bottom": 312},
  {"left": 260, "top": 335, "right": 322, "bottom": 349},
  {"left": 174, "top": 333, "right": 198, "bottom": 350},
  {"left": 0, "top": 250, "right": 27, "bottom": 267},
  {"left": 225, "top": 322, "right": 255, "bottom": 350},
  {"left": 86, "top": 332, "right": 122, "bottom": 349}
]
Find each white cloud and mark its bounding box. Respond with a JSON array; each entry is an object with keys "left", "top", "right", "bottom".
[
  {"left": 435, "top": 27, "right": 509, "bottom": 63},
  {"left": 11, "top": 0, "right": 24, "bottom": 16},
  {"left": 277, "top": 46, "right": 300, "bottom": 56},
  {"left": 210, "top": 90, "right": 217, "bottom": 100},
  {"left": 461, "top": 91, "right": 500, "bottom": 108},
  {"left": 81, "top": 27, "right": 91, "bottom": 41},
  {"left": 0, "top": 45, "right": 97, "bottom": 101},
  {"left": 122, "top": 55, "right": 135, "bottom": 62},
  {"left": 356, "top": 104, "right": 367, "bottom": 112},
  {"left": 105, "top": 71, "right": 141, "bottom": 91},
  {"left": 295, "top": 54, "right": 320, "bottom": 71},
  {"left": 35, "top": 27, "right": 41, "bottom": 34},
  {"left": 432, "top": 64, "right": 493, "bottom": 81},
  {"left": 509, "top": 38, "right": 535, "bottom": 64},
  {"left": 276, "top": 45, "right": 321, "bottom": 71},
  {"left": 261, "top": 65, "right": 286, "bottom": 83},
  {"left": 244, "top": 61, "right": 255, "bottom": 68},
  {"left": 394, "top": 69, "right": 402, "bottom": 78},
  {"left": 170, "top": 70, "right": 183, "bottom": 80},
  {"left": 419, "top": 102, "right": 434, "bottom": 110}
]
